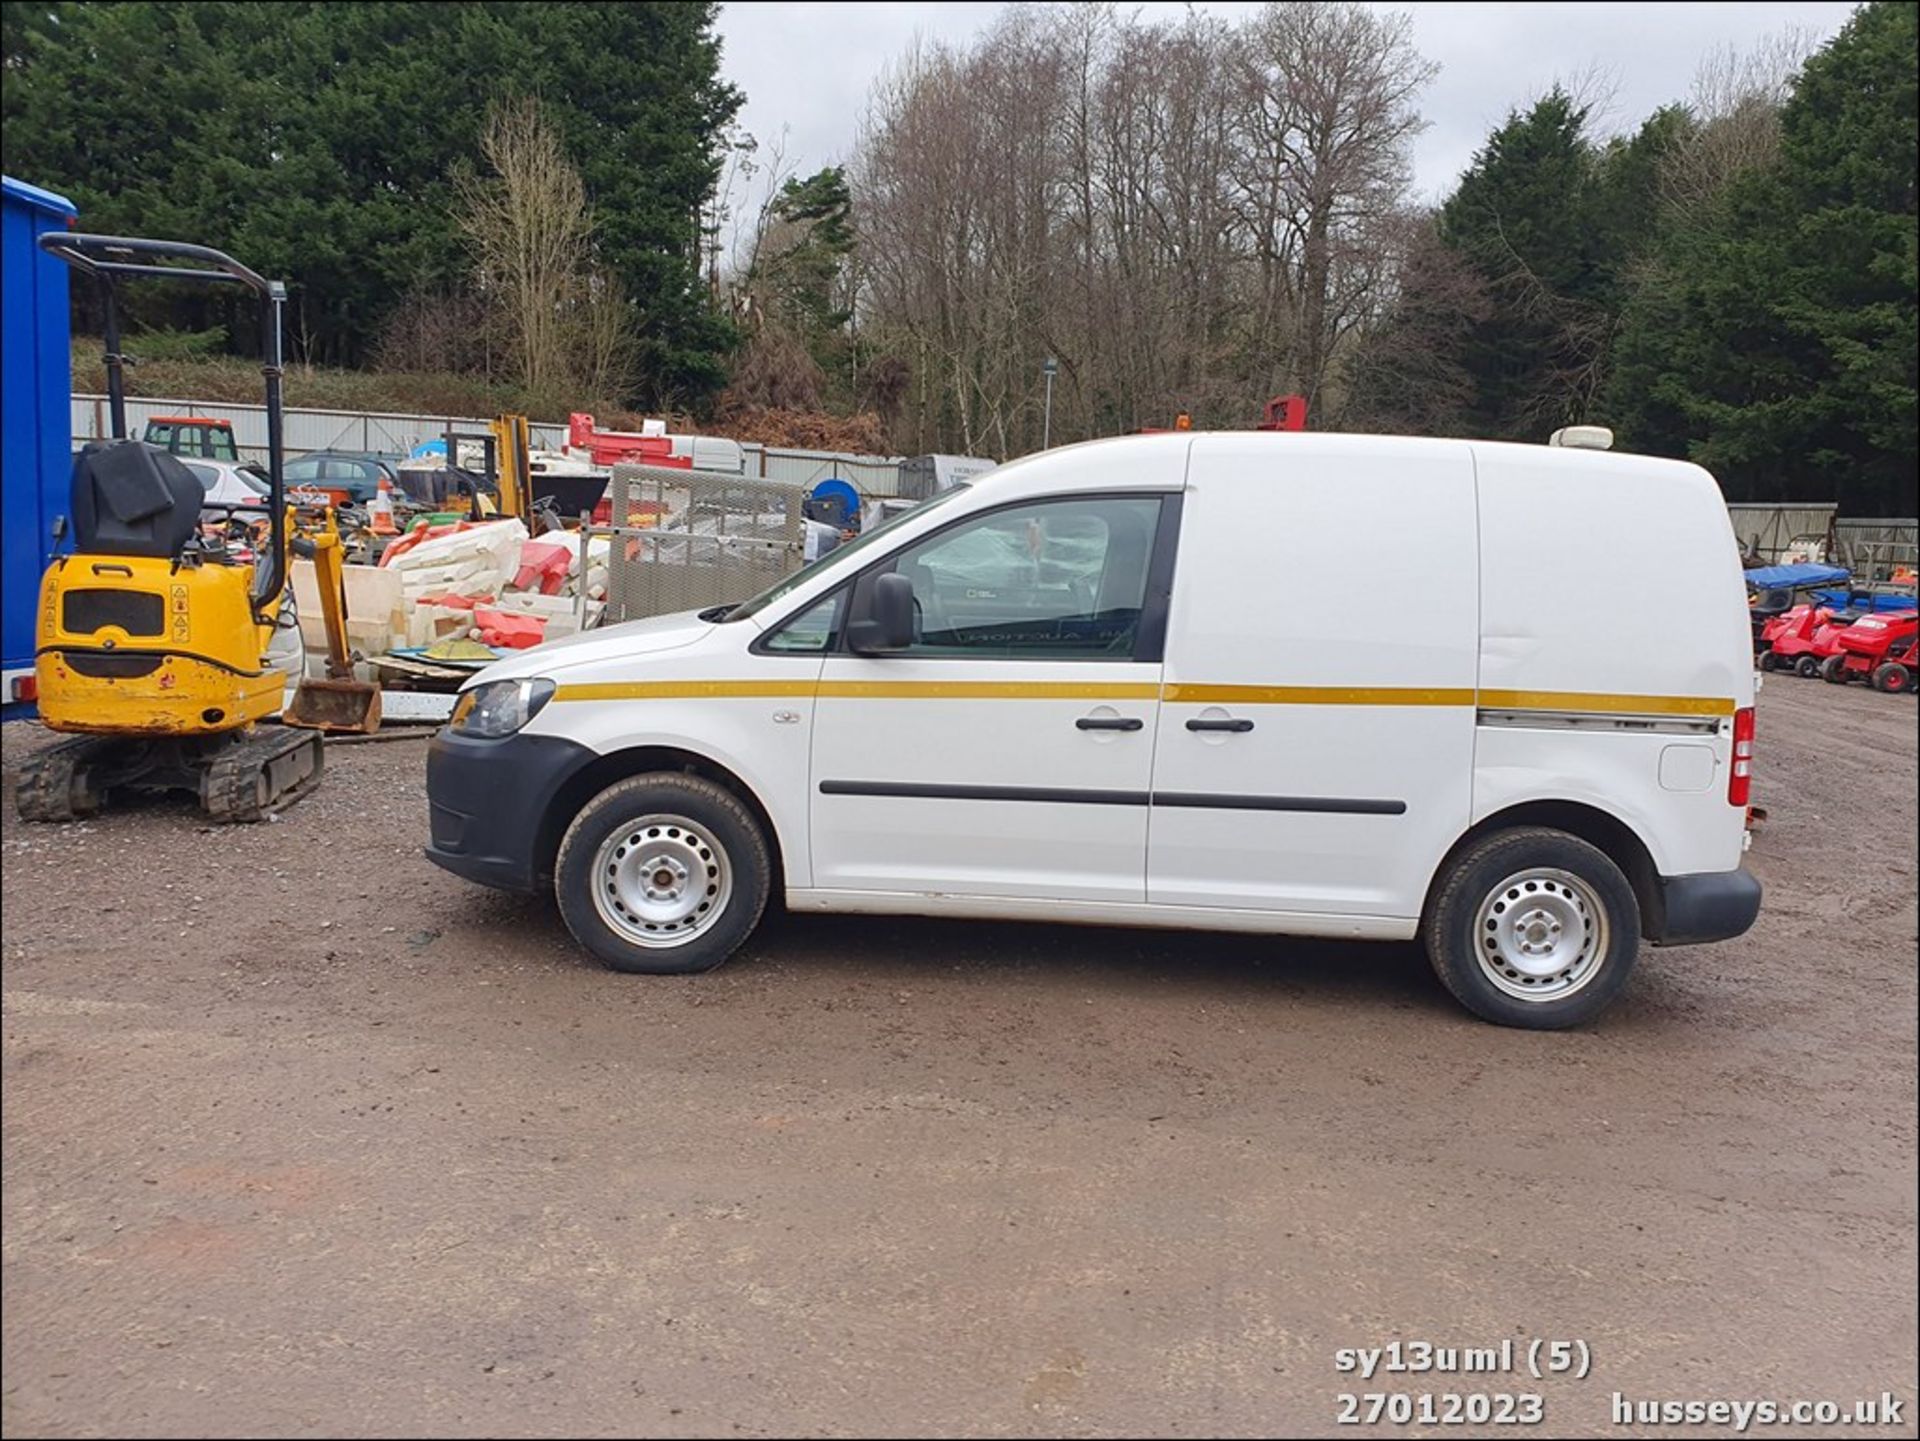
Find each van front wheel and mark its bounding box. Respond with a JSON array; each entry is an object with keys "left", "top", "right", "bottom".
[
  {"left": 555, "top": 773, "right": 771, "bottom": 975},
  {"left": 1422, "top": 828, "right": 1640, "bottom": 1029}
]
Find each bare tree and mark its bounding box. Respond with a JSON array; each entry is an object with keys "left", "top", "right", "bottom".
[
  {"left": 1231, "top": 2, "right": 1435, "bottom": 416},
  {"left": 726, "top": 128, "right": 796, "bottom": 303},
  {"left": 1663, "top": 26, "right": 1817, "bottom": 220},
  {"left": 851, "top": 3, "right": 1437, "bottom": 452},
  {"left": 454, "top": 96, "right": 635, "bottom": 407},
  {"left": 1341, "top": 210, "right": 1491, "bottom": 433},
  {"left": 372, "top": 289, "right": 497, "bottom": 377},
  {"left": 577, "top": 267, "right": 635, "bottom": 406}
]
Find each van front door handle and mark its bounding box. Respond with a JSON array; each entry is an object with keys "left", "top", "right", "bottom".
[
  {"left": 1186, "top": 717, "right": 1254, "bottom": 733},
  {"left": 1076, "top": 716, "right": 1144, "bottom": 732}
]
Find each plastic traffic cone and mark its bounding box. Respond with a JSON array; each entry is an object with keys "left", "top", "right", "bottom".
[{"left": 369, "top": 475, "right": 398, "bottom": 536}]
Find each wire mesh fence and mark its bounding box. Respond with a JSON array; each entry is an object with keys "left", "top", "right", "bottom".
[{"left": 599, "top": 463, "right": 809, "bottom": 623}]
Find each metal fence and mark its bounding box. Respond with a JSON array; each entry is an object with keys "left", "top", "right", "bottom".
[
  {"left": 743, "top": 443, "right": 907, "bottom": 497},
  {"left": 71, "top": 393, "right": 926, "bottom": 497},
  {"left": 1725, "top": 503, "right": 1918, "bottom": 579},
  {"left": 1833, "top": 517, "right": 1918, "bottom": 580},
  {"left": 71, "top": 393, "right": 568, "bottom": 462},
  {"left": 1726, "top": 503, "right": 1839, "bottom": 564},
  {"left": 600, "top": 462, "right": 809, "bottom": 623}
]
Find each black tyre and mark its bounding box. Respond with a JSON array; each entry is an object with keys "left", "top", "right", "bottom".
[
  {"left": 1422, "top": 828, "right": 1641, "bottom": 1029},
  {"left": 1795, "top": 655, "right": 1822, "bottom": 678},
  {"left": 1758, "top": 650, "right": 1780, "bottom": 672},
  {"left": 1820, "top": 654, "right": 1849, "bottom": 684},
  {"left": 1872, "top": 662, "right": 1912, "bottom": 694},
  {"left": 555, "top": 772, "right": 772, "bottom": 975}
]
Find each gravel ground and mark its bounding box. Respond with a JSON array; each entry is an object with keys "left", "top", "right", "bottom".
[{"left": 2, "top": 677, "right": 1914, "bottom": 1439}]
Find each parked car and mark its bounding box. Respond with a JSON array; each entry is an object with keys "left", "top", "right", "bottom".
[
  {"left": 180, "top": 457, "right": 270, "bottom": 507},
  {"left": 281, "top": 450, "right": 401, "bottom": 505},
  {"left": 424, "top": 431, "right": 1761, "bottom": 1030},
  {"left": 179, "top": 458, "right": 272, "bottom": 560}
]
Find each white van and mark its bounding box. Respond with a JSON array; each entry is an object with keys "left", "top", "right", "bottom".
[{"left": 426, "top": 432, "right": 1760, "bottom": 1028}]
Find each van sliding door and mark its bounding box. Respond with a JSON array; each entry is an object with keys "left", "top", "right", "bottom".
[{"left": 1147, "top": 437, "right": 1478, "bottom": 921}]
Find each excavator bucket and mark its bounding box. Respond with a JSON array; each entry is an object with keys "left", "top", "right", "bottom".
[
  {"left": 284, "top": 514, "right": 380, "bottom": 734},
  {"left": 284, "top": 677, "right": 382, "bottom": 734}
]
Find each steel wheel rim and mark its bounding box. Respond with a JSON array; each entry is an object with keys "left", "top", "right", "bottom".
[
  {"left": 1472, "top": 867, "right": 1609, "bottom": 1002},
  {"left": 591, "top": 814, "right": 732, "bottom": 948}
]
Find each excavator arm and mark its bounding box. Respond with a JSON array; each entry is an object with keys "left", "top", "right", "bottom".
[
  {"left": 283, "top": 513, "right": 381, "bottom": 734},
  {"left": 491, "top": 414, "right": 532, "bottom": 521}
]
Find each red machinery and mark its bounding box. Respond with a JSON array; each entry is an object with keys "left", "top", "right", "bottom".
[
  {"left": 1758, "top": 603, "right": 1837, "bottom": 673},
  {"left": 561, "top": 413, "right": 692, "bottom": 526},
  {"left": 1872, "top": 634, "right": 1917, "bottom": 693},
  {"left": 1256, "top": 394, "right": 1308, "bottom": 431},
  {"left": 1821, "top": 611, "right": 1920, "bottom": 689},
  {"left": 566, "top": 413, "right": 694, "bottom": 471}
]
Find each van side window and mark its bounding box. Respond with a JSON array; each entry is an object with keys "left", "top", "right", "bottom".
[
  {"left": 763, "top": 593, "right": 843, "bottom": 653},
  {"left": 886, "top": 496, "right": 1161, "bottom": 659}
]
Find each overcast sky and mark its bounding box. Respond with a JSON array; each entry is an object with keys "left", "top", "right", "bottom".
[{"left": 713, "top": 1, "right": 1858, "bottom": 251}]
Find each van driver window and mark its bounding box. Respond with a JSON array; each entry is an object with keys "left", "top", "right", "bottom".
[{"left": 885, "top": 495, "right": 1161, "bottom": 659}]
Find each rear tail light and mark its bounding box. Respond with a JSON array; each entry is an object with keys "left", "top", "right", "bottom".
[
  {"left": 9, "top": 675, "right": 38, "bottom": 703},
  {"left": 1729, "top": 706, "right": 1755, "bottom": 807}
]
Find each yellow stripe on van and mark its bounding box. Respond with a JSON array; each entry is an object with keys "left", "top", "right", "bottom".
[
  {"left": 552, "top": 678, "right": 1161, "bottom": 703},
  {"left": 819, "top": 680, "right": 1162, "bottom": 701},
  {"left": 1162, "top": 684, "right": 1476, "bottom": 707},
  {"left": 553, "top": 680, "right": 821, "bottom": 702},
  {"left": 551, "top": 678, "right": 1734, "bottom": 716},
  {"left": 1478, "top": 689, "right": 1736, "bottom": 717}
]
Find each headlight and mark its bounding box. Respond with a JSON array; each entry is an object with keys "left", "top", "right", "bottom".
[{"left": 450, "top": 678, "right": 556, "bottom": 738}]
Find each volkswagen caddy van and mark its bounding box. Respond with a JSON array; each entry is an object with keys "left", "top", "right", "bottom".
[{"left": 425, "top": 432, "right": 1761, "bottom": 1029}]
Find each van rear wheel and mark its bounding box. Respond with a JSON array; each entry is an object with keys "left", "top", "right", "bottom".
[
  {"left": 555, "top": 773, "right": 771, "bottom": 975},
  {"left": 1423, "top": 828, "right": 1640, "bottom": 1029}
]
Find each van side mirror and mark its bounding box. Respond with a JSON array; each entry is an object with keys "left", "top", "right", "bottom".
[{"left": 847, "top": 571, "right": 915, "bottom": 654}]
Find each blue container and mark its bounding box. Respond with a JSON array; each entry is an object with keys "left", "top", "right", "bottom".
[
  {"left": 2, "top": 175, "right": 78, "bottom": 714},
  {"left": 806, "top": 477, "right": 862, "bottom": 530}
]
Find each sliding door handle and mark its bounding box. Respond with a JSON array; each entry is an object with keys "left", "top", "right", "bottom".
[
  {"left": 1186, "top": 717, "right": 1253, "bottom": 733},
  {"left": 1076, "top": 715, "right": 1144, "bottom": 732}
]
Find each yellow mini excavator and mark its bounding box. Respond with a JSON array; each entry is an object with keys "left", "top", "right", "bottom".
[{"left": 14, "top": 232, "right": 376, "bottom": 823}]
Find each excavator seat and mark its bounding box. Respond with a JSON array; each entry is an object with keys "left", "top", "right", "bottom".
[{"left": 70, "top": 439, "right": 203, "bottom": 558}]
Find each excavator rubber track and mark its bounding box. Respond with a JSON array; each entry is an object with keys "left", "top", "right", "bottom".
[
  {"left": 201, "top": 726, "right": 324, "bottom": 823},
  {"left": 12, "top": 735, "right": 110, "bottom": 822},
  {"left": 13, "top": 727, "right": 324, "bottom": 824}
]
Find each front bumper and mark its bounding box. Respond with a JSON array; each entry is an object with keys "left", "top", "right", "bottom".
[
  {"left": 424, "top": 728, "right": 597, "bottom": 892},
  {"left": 1650, "top": 867, "right": 1763, "bottom": 946}
]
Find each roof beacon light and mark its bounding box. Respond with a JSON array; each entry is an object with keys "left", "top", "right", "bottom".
[{"left": 1548, "top": 425, "right": 1614, "bottom": 451}]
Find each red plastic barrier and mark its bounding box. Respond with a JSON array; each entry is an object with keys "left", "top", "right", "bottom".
[
  {"left": 472, "top": 608, "right": 547, "bottom": 649},
  {"left": 514, "top": 540, "right": 573, "bottom": 596},
  {"left": 415, "top": 592, "right": 493, "bottom": 611},
  {"left": 377, "top": 517, "right": 505, "bottom": 568}
]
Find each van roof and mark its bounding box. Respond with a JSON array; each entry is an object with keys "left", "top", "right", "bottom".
[{"left": 964, "top": 429, "right": 1714, "bottom": 502}]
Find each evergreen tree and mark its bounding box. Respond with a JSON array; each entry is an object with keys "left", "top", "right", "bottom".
[
  {"left": 1438, "top": 90, "right": 1612, "bottom": 438},
  {"left": 1608, "top": 1, "right": 1916, "bottom": 511},
  {"left": 758, "top": 167, "right": 856, "bottom": 393},
  {"left": 1, "top": 0, "right": 743, "bottom": 408}
]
